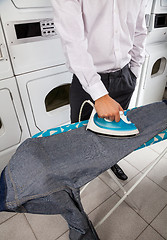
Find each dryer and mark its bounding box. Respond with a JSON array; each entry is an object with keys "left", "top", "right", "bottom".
[
  {"left": 0, "top": 0, "right": 73, "bottom": 136},
  {"left": 0, "top": 78, "right": 30, "bottom": 171},
  {"left": 132, "top": 0, "right": 167, "bottom": 107},
  {"left": 0, "top": 0, "right": 66, "bottom": 75},
  {"left": 129, "top": 0, "right": 154, "bottom": 108},
  {"left": 16, "top": 64, "right": 72, "bottom": 136},
  {"left": 0, "top": 14, "right": 30, "bottom": 170},
  {"left": 136, "top": 42, "right": 167, "bottom": 106},
  {"left": 147, "top": 0, "right": 167, "bottom": 44}
]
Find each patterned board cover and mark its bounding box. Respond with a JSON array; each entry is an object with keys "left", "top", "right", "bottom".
[{"left": 32, "top": 120, "right": 167, "bottom": 151}]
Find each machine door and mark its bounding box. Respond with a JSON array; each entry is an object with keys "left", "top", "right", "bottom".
[
  {"left": 11, "top": 0, "right": 52, "bottom": 8},
  {"left": 27, "top": 70, "right": 72, "bottom": 132},
  {"left": 0, "top": 20, "right": 13, "bottom": 80},
  {"left": 0, "top": 88, "right": 22, "bottom": 151}
]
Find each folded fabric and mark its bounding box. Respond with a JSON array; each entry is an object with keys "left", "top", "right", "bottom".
[{"left": 0, "top": 101, "right": 167, "bottom": 240}]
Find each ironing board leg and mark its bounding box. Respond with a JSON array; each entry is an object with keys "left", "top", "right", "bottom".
[
  {"left": 95, "top": 146, "right": 167, "bottom": 229},
  {"left": 81, "top": 164, "right": 139, "bottom": 211},
  {"left": 107, "top": 169, "right": 139, "bottom": 211},
  {"left": 80, "top": 166, "right": 128, "bottom": 196},
  {"left": 107, "top": 169, "right": 127, "bottom": 194}
]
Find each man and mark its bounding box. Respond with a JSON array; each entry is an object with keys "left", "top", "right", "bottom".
[{"left": 51, "top": 0, "right": 147, "bottom": 180}]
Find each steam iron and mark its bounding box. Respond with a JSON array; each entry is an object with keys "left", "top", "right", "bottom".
[{"left": 86, "top": 108, "right": 139, "bottom": 137}]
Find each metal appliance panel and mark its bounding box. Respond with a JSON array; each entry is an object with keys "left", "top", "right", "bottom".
[
  {"left": 0, "top": 20, "right": 13, "bottom": 80},
  {"left": 161, "top": 0, "right": 167, "bottom": 7},
  {"left": 0, "top": 88, "right": 21, "bottom": 151},
  {"left": 0, "top": 77, "right": 30, "bottom": 165},
  {"left": 0, "top": 0, "right": 66, "bottom": 74},
  {"left": 152, "top": 0, "right": 167, "bottom": 13}
]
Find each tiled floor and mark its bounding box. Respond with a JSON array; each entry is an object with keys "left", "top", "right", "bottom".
[{"left": 0, "top": 140, "right": 167, "bottom": 240}]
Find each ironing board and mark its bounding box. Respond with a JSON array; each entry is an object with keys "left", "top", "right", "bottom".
[{"left": 33, "top": 120, "right": 167, "bottom": 228}]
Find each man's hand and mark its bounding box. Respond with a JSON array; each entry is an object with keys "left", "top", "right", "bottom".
[{"left": 95, "top": 95, "right": 124, "bottom": 122}]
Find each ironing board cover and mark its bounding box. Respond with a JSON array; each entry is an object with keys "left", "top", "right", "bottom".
[{"left": 33, "top": 120, "right": 167, "bottom": 150}]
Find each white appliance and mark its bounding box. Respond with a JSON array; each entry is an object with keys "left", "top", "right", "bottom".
[
  {"left": 0, "top": 13, "right": 30, "bottom": 170},
  {"left": 0, "top": 0, "right": 72, "bottom": 137},
  {"left": 147, "top": 0, "right": 167, "bottom": 44},
  {"left": 152, "top": 0, "right": 167, "bottom": 12},
  {"left": 128, "top": 0, "right": 154, "bottom": 108},
  {"left": 0, "top": 20, "right": 13, "bottom": 80},
  {"left": 0, "top": 0, "right": 65, "bottom": 75},
  {"left": 0, "top": 78, "right": 30, "bottom": 170},
  {"left": 136, "top": 43, "right": 167, "bottom": 106},
  {"left": 132, "top": 0, "right": 167, "bottom": 107},
  {"left": 17, "top": 64, "right": 72, "bottom": 136}
]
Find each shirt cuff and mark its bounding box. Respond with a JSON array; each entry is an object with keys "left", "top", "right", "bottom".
[{"left": 86, "top": 81, "right": 108, "bottom": 101}]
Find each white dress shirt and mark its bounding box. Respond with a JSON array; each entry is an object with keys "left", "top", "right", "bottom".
[{"left": 51, "top": 0, "right": 147, "bottom": 101}]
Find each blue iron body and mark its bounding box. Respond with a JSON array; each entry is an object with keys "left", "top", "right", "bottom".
[{"left": 87, "top": 109, "right": 139, "bottom": 137}]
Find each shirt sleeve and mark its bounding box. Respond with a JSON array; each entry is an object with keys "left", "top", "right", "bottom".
[
  {"left": 129, "top": 0, "right": 148, "bottom": 78},
  {"left": 51, "top": 0, "right": 108, "bottom": 101}
]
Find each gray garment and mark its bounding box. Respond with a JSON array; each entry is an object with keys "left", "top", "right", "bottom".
[
  {"left": 22, "top": 189, "right": 99, "bottom": 240},
  {"left": 1, "top": 101, "right": 167, "bottom": 240}
]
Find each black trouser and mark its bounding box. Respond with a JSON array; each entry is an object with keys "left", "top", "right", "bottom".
[{"left": 70, "top": 64, "right": 137, "bottom": 123}]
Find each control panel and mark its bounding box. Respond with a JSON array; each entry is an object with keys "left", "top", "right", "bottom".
[
  {"left": 6, "top": 18, "right": 58, "bottom": 45},
  {"left": 40, "top": 19, "right": 57, "bottom": 37}
]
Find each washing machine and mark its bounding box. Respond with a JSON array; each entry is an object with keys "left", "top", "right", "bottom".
[
  {"left": 0, "top": 0, "right": 66, "bottom": 75},
  {"left": 0, "top": 77, "right": 30, "bottom": 171},
  {"left": 0, "top": 0, "right": 73, "bottom": 136},
  {"left": 0, "top": 14, "right": 30, "bottom": 170},
  {"left": 136, "top": 42, "right": 167, "bottom": 106},
  {"left": 132, "top": 0, "right": 167, "bottom": 107},
  {"left": 147, "top": 0, "right": 167, "bottom": 44},
  {"left": 16, "top": 64, "right": 72, "bottom": 136},
  {"left": 128, "top": 0, "right": 154, "bottom": 108}
]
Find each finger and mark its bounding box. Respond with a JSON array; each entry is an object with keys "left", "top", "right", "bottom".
[
  {"left": 119, "top": 104, "right": 124, "bottom": 112},
  {"left": 114, "top": 111, "right": 121, "bottom": 122}
]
